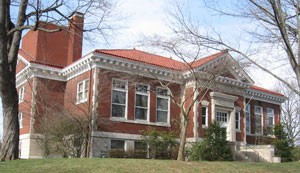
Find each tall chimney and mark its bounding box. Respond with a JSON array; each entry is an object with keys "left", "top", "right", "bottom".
[{"left": 67, "top": 12, "right": 84, "bottom": 65}]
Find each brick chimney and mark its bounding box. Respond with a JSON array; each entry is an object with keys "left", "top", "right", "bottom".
[{"left": 67, "top": 12, "right": 84, "bottom": 65}]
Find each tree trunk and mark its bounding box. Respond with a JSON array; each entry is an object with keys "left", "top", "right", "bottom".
[
  {"left": 177, "top": 113, "right": 188, "bottom": 161},
  {"left": 0, "top": 90, "right": 19, "bottom": 161}
]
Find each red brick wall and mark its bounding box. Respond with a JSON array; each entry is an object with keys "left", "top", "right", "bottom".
[
  {"left": 33, "top": 78, "right": 66, "bottom": 133},
  {"left": 97, "top": 69, "right": 181, "bottom": 136},
  {"left": 21, "top": 24, "right": 69, "bottom": 66},
  {"left": 18, "top": 79, "right": 34, "bottom": 135},
  {"left": 184, "top": 87, "right": 195, "bottom": 138}
]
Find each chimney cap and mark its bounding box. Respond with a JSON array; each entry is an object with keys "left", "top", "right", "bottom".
[{"left": 69, "top": 11, "right": 84, "bottom": 19}]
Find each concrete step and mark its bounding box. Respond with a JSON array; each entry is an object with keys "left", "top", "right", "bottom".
[{"left": 234, "top": 151, "right": 254, "bottom": 162}]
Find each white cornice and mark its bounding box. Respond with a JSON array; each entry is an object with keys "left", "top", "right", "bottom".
[
  {"left": 18, "top": 54, "right": 30, "bottom": 65},
  {"left": 92, "top": 52, "right": 183, "bottom": 84},
  {"left": 245, "top": 89, "right": 286, "bottom": 105}
]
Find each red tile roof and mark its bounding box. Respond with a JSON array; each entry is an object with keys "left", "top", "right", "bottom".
[
  {"left": 18, "top": 49, "right": 34, "bottom": 61},
  {"left": 29, "top": 61, "right": 64, "bottom": 69},
  {"left": 95, "top": 49, "right": 228, "bottom": 71},
  {"left": 19, "top": 49, "right": 63, "bottom": 69},
  {"left": 95, "top": 49, "right": 186, "bottom": 70},
  {"left": 190, "top": 51, "right": 228, "bottom": 68},
  {"left": 250, "top": 85, "right": 284, "bottom": 97}
]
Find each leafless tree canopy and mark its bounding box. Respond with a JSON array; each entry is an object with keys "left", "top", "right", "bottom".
[
  {"left": 277, "top": 81, "right": 300, "bottom": 145},
  {"left": 148, "top": 0, "right": 300, "bottom": 96},
  {"left": 0, "top": 0, "right": 118, "bottom": 161}
]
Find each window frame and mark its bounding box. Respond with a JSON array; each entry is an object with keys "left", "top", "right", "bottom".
[
  {"left": 19, "top": 112, "right": 23, "bottom": 129},
  {"left": 110, "top": 139, "right": 125, "bottom": 150},
  {"left": 245, "top": 104, "right": 251, "bottom": 134},
  {"left": 201, "top": 106, "right": 208, "bottom": 127},
  {"left": 111, "top": 79, "right": 128, "bottom": 119},
  {"left": 267, "top": 108, "right": 275, "bottom": 136},
  {"left": 19, "top": 86, "right": 25, "bottom": 103},
  {"left": 76, "top": 79, "right": 89, "bottom": 103},
  {"left": 254, "top": 105, "right": 263, "bottom": 135},
  {"left": 216, "top": 111, "right": 228, "bottom": 124},
  {"left": 134, "top": 83, "right": 150, "bottom": 121},
  {"left": 156, "top": 87, "right": 170, "bottom": 124}
]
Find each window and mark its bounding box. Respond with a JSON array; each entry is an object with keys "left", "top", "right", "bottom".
[
  {"left": 216, "top": 111, "right": 228, "bottom": 123},
  {"left": 254, "top": 106, "right": 263, "bottom": 135},
  {"left": 111, "top": 79, "right": 128, "bottom": 118},
  {"left": 76, "top": 79, "right": 89, "bottom": 103},
  {"left": 19, "top": 112, "right": 23, "bottom": 128},
  {"left": 134, "top": 141, "right": 147, "bottom": 151},
  {"left": 235, "top": 111, "right": 240, "bottom": 131},
  {"left": 156, "top": 88, "right": 169, "bottom": 123},
  {"left": 267, "top": 108, "right": 274, "bottom": 135},
  {"left": 135, "top": 84, "right": 149, "bottom": 120},
  {"left": 19, "top": 86, "right": 25, "bottom": 103},
  {"left": 202, "top": 107, "right": 208, "bottom": 127},
  {"left": 245, "top": 104, "right": 251, "bottom": 134},
  {"left": 111, "top": 140, "right": 125, "bottom": 150}
]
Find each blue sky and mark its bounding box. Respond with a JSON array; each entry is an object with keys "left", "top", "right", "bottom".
[{"left": 0, "top": 0, "right": 279, "bottom": 139}]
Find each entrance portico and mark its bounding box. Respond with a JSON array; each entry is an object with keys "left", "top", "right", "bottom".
[{"left": 210, "top": 92, "right": 238, "bottom": 142}]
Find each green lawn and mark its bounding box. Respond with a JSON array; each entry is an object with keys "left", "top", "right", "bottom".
[{"left": 0, "top": 159, "right": 299, "bottom": 173}]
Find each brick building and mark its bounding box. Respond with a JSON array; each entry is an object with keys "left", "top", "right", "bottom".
[{"left": 16, "top": 12, "right": 286, "bottom": 161}]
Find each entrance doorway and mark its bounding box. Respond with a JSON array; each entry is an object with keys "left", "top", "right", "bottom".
[{"left": 216, "top": 111, "right": 230, "bottom": 140}]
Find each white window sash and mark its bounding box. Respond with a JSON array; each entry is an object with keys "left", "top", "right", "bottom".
[
  {"left": 76, "top": 79, "right": 89, "bottom": 103},
  {"left": 135, "top": 84, "right": 149, "bottom": 121},
  {"left": 245, "top": 104, "right": 251, "bottom": 134},
  {"left": 156, "top": 87, "right": 170, "bottom": 124},
  {"left": 254, "top": 106, "right": 263, "bottom": 135},
  {"left": 111, "top": 79, "right": 128, "bottom": 119}
]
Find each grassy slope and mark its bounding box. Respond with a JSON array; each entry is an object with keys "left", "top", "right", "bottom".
[{"left": 0, "top": 159, "right": 299, "bottom": 173}]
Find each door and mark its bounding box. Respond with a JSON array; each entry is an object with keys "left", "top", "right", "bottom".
[{"left": 216, "top": 111, "right": 230, "bottom": 140}]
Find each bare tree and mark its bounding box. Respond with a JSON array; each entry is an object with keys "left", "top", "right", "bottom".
[
  {"left": 277, "top": 81, "right": 300, "bottom": 146},
  {"left": 0, "top": 0, "right": 117, "bottom": 161},
  {"left": 158, "top": 0, "right": 300, "bottom": 96}
]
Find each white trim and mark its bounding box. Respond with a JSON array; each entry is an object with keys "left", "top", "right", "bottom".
[
  {"left": 201, "top": 106, "right": 208, "bottom": 127},
  {"left": 245, "top": 90, "right": 286, "bottom": 105},
  {"left": 109, "top": 117, "right": 170, "bottom": 127},
  {"left": 76, "top": 79, "right": 89, "bottom": 104},
  {"left": 245, "top": 103, "right": 251, "bottom": 135},
  {"left": 18, "top": 86, "right": 25, "bottom": 103},
  {"left": 254, "top": 105, "right": 263, "bottom": 135},
  {"left": 19, "top": 112, "right": 23, "bottom": 128},
  {"left": 17, "top": 54, "right": 30, "bottom": 65},
  {"left": 93, "top": 131, "right": 142, "bottom": 140}
]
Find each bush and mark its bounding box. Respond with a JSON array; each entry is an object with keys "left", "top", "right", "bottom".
[
  {"left": 272, "top": 124, "right": 293, "bottom": 162},
  {"left": 108, "top": 149, "right": 125, "bottom": 158},
  {"left": 186, "top": 141, "right": 207, "bottom": 161},
  {"left": 141, "top": 128, "right": 177, "bottom": 159},
  {"left": 292, "top": 146, "right": 300, "bottom": 161},
  {"left": 187, "top": 121, "right": 233, "bottom": 161}
]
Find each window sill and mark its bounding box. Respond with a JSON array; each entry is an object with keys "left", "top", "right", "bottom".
[
  {"left": 236, "top": 130, "right": 241, "bottom": 133},
  {"left": 110, "top": 118, "right": 170, "bottom": 127},
  {"left": 76, "top": 100, "right": 88, "bottom": 105},
  {"left": 202, "top": 125, "right": 208, "bottom": 128}
]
